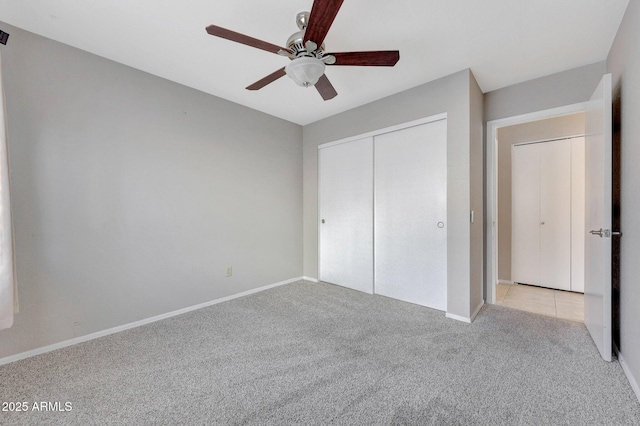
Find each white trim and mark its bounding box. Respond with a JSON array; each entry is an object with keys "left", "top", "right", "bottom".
[
  {"left": 445, "top": 302, "right": 484, "bottom": 324},
  {"left": 618, "top": 350, "right": 640, "bottom": 404},
  {"left": 317, "top": 141, "right": 322, "bottom": 284},
  {"left": 512, "top": 134, "right": 585, "bottom": 147},
  {"left": 317, "top": 113, "right": 447, "bottom": 150},
  {"left": 302, "top": 276, "right": 319, "bottom": 283},
  {"left": 0, "top": 277, "right": 302, "bottom": 367},
  {"left": 485, "top": 103, "right": 587, "bottom": 306},
  {"left": 471, "top": 300, "right": 485, "bottom": 322},
  {"left": 446, "top": 312, "right": 472, "bottom": 323},
  {"left": 372, "top": 138, "right": 376, "bottom": 296}
]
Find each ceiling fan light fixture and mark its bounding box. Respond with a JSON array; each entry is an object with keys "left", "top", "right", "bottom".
[{"left": 285, "top": 57, "right": 326, "bottom": 87}]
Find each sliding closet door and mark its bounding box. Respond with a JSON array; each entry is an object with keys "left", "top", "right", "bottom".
[
  {"left": 374, "top": 120, "right": 447, "bottom": 311},
  {"left": 319, "top": 138, "right": 373, "bottom": 293}
]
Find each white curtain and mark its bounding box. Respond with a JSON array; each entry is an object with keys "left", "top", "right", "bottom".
[{"left": 0, "top": 52, "right": 18, "bottom": 330}]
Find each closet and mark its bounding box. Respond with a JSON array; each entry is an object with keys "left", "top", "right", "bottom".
[
  {"left": 511, "top": 137, "right": 585, "bottom": 292},
  {"left": 318, "top": 117, "right": 447, "bottom": 311}
]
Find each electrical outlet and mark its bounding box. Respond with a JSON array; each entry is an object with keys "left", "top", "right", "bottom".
[{"left": 226, "top": 266, "right": 232, "bottom": 277}]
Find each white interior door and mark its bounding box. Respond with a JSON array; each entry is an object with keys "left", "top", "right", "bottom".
[
  {"left": 374, "top": 120, "right": 447, "bottom": 311},
  {"left": 540, "top": 139, "right": 572, "bottom": 291},
  {"left": 512, "top": 143, "right": 541, "bottom": 286},
  {"left": 319, "top": 138, "right": 374, "bottom": 294},
  {"left": 584, "top": 74, "right": 613, "bottom": 362}
]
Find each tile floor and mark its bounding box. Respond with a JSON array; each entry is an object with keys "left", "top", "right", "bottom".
[{"left": 496, "top": 282, "right": 584, "bottom": 322}]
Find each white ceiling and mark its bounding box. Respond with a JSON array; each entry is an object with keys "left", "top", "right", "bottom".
[{"left": 0, "top": 0, "right": 629, "bottom": 125}]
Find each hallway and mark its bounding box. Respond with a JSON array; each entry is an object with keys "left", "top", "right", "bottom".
[{"left": 496, "top": 282, "right": 584, "bottom": 322}]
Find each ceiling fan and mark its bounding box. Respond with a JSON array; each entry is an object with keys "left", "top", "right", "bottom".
[{"left": 205, "top": 0, "right": 400, "bottom": 100}]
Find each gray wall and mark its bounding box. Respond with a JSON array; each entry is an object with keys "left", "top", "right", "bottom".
[
  {"left": 485, "top": 61, "right": 607, "bottom": 122},
  {"left": 303, "top": 69, "right": 483, "bottom": 320},
  {"left": 496, "top": 113, "right": 585, "bottom": 281},
  {"left": 607, "top": 0, "right": 640, "bottom": 398},
  {"left": 0, "top": 24, "right": 303, "bottom": 358}
]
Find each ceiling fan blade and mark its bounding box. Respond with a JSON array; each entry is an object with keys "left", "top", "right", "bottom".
[
  {"left": 326, "top": 51, "right": 400, "bottom": 66},
  {"left": 315, "top": 74, "right": 338, "bottom": 100},
  {"left": 303, "top": 0, "right": 345, "bottom": 46},
  {"left": 246, "top": 67, "right": 286, "bottom": 90},
  {"left": 206, "top": 25, "right": 289, "bottom": 55}
]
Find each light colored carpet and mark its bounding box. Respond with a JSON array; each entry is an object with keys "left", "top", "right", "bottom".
[{"left": 1, "top": 280, "right": 639, "bottom": 425}]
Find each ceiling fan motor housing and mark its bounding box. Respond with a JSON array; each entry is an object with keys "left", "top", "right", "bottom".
[
  {"left": 284, "top": 12, "right": 329, "bottom": 87},
  {"left": 287, "top": 34, "right": 325, "bottom": 59}
]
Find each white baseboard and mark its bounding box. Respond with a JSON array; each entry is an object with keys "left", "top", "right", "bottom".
[
  {"left": 445, "top": 312, "right": 471, "bottom": 323},
  {"left": 471, "top": 300, "right": 485, "bottom": 322},
  {"left": 446, "top": 300, "right": 485, "bottom": 324},
  {"left": 618, "top": 349, "right": 640, "bottom": 404},
  {"left": 0, "top": 276, "right": 302, "bottom": 367},
  {"left": 302, "top": 276, "right": 319, "bottom": 283}
]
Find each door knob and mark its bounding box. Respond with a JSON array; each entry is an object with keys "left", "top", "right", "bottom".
[
  {"left": 589, "top": 229, "right": 623, "bottom": 238},
  {"left": 321, "top": 219, "right": 325, "bottom": 224}
]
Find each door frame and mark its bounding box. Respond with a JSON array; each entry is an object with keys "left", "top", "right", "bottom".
[{"left": 486, "top": 103, "right": 586, "bottom": 304}]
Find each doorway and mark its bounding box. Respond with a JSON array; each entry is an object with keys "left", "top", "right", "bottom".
[
  {"left": 487, "top": 105, "right": 587, "bottom": 322},
  {"left": 487, "top": 75, "right": 615, "bottom": 361}
]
